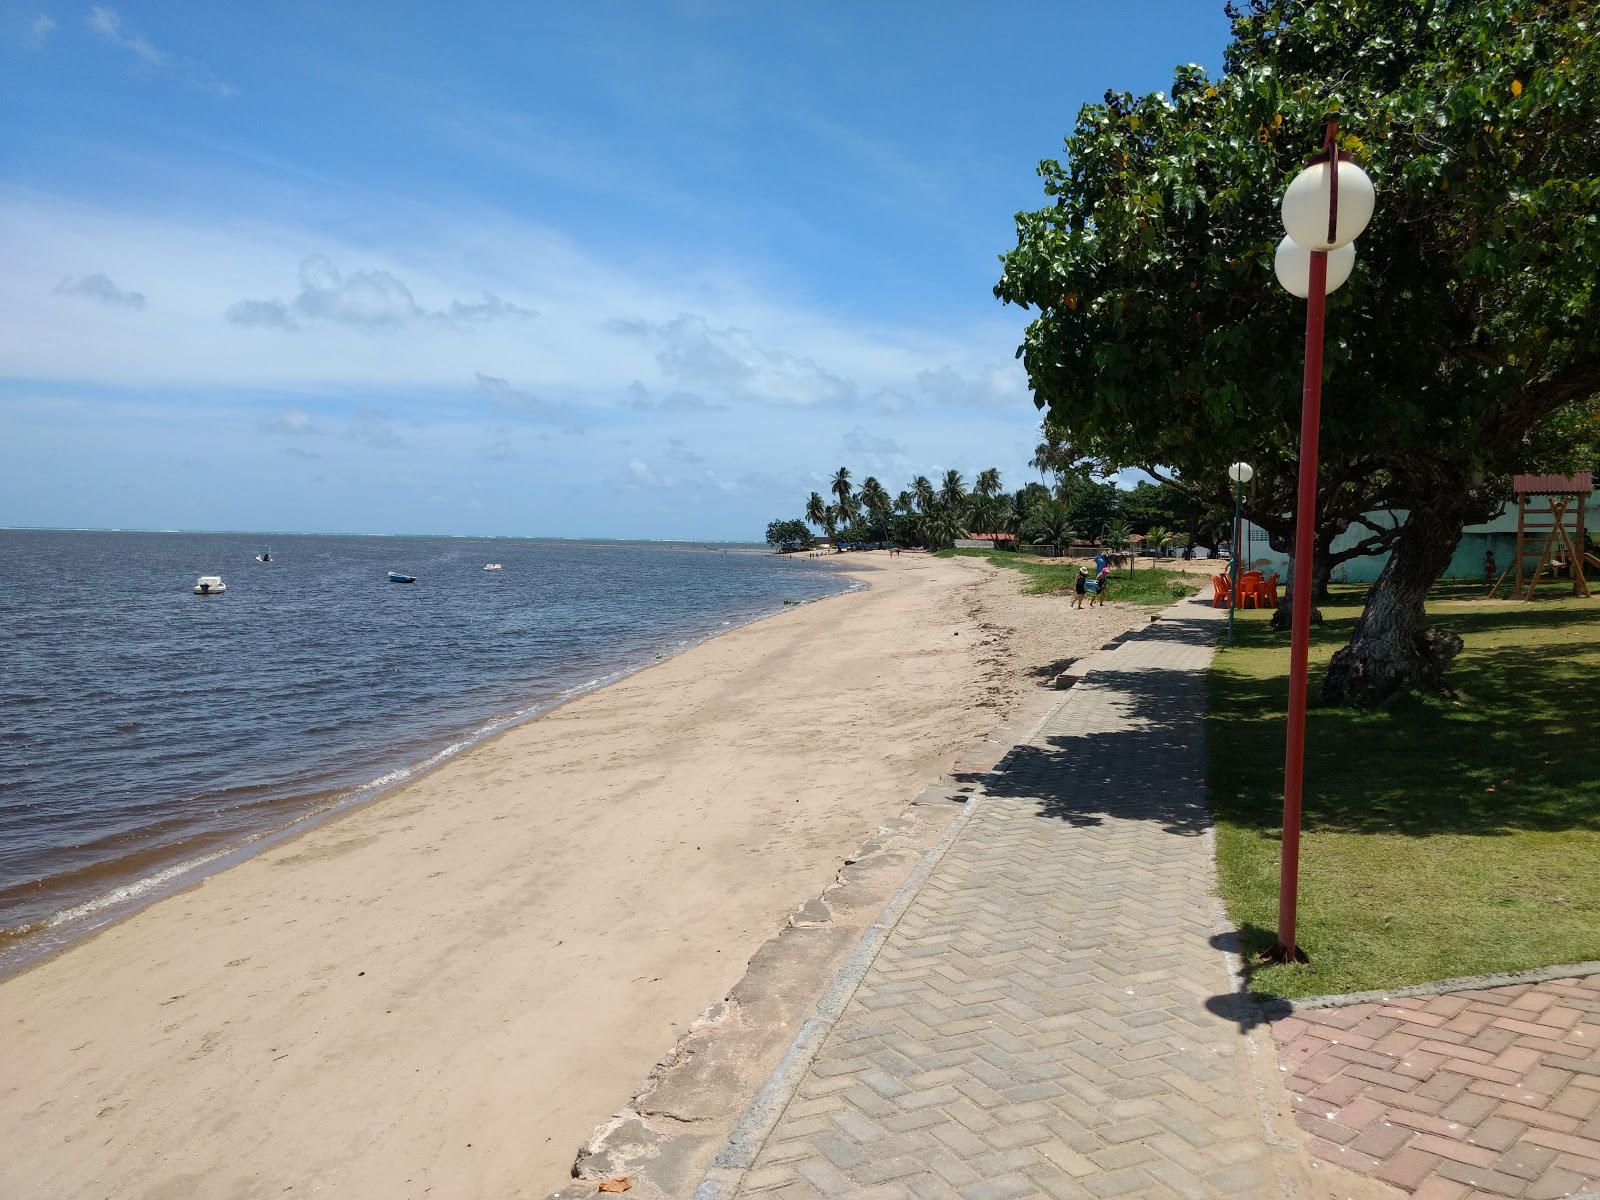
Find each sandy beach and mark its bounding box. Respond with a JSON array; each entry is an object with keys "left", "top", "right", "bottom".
[{"left": 0, "top": 552, "right": 1169, "bottom": 1199}]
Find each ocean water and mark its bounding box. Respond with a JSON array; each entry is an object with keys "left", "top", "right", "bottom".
[{"left": 0, "top": 530, "right": 853, "bottom": 974}]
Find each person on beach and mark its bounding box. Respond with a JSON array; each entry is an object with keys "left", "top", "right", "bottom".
[
  {"left": 1072, "top": 566, "right": 1088, "bottom": 609},
  {"left": 1092, "top": 564, "right": 1111, "bottom": 606}
]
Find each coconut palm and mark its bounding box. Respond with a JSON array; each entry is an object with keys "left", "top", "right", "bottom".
[
  {"left": 1102, "top": 518, "right": 1135, "bottom": 575},
  {"left": 921, "top": 506, "right": 966, "bottom": 550},
  {"left": 911, "top": 475, "right": 936, "bottom": 514},
  {"left": 974, "top": 467, "right": 1003, "bottom": 500},
  {"left": 804, "top": 491, "right": 827, "bottom": 533},
  {"left": 1022, "top": 499, "right": 1076, "bottom": 554},
  {"left": 859, "top": 476, "right": 892, "bottom": 542},
  {"left": 938, "top": 469, "right": 967, "bottom": 510},
  {"left": 1144, "top": 525, "right": 1176, "bottom": 558},
  {"left": 894, "top": 490, "right": 915, "bottom": 514},
  {"left": 830, "top": 467, "right": 853, "bottom": 509}
]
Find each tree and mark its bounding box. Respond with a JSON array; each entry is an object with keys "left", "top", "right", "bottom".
[
  {"left": 1144, "top": 525, "right": 1176, "bottom": 557},
  {"left": 859, "top": 476, "right": 893, "bottom": 541},
  {"left": 830, "top": 467, "right": 853, "bottom": 510},
  {"left": 1065, "top": 482, "right": 1122, "bottom": 535},
  {"left": 921, "top": 506, "right": 967, "bottom": 550},
  {"left": 996, "top": 0, "right": 1600, "bottom": 705},
  {"left": 911, "top": 475, "right": 937, "bottom": 514},
  {"left": 1022, "top": 499, "right": 1077, "bottom": 553},
  {"left": 765, "top": 519, "right": 816, "bottom": 553},
  {"left": 974, "top": 467, "right": 1003, "bottom": 500},
  {"left": 1102, "top": 518, "right": 1136, "bottom": 575},
  {"left": 938, "top": 469, "right": 968, "bottom": 510},
  {"left": 804, "top": 491, "right": 828, "bottom": 534}
]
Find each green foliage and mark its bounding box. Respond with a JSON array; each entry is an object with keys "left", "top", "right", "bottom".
[
  {"left": 1210, "top": 585, "right": 1600, "bottom": 998},
  {"left": 1021, "top": 499, "right": 1077, "bottom": 549},
  {"left": 996, "top": 0, "right": 1600, "bottom": 532},
  {"left": 765, "top": 519, "right": 815, "bottom": 553}
]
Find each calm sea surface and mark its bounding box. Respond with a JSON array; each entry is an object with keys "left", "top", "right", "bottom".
[{"left": 0, "top": 530, "right": 852, "bottom": 973}]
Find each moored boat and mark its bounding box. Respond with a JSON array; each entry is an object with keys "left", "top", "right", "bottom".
[
  {"left": 193, "top": 575, "right": 226, "bottom": 595},
  {"left": 484, "top": 563, "right": 503, "bottom": 571},
  {"left": 387, "top": 571, "right": 416, "bottom": 584}
]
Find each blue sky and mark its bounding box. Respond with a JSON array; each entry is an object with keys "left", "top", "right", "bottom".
[{"left": 1, "top": 2, "right": 1231, "bottom": 539}]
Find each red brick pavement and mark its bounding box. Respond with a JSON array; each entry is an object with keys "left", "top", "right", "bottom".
[{"left": 1268, "top": 974, "right": 1600, "bottom": 1199}]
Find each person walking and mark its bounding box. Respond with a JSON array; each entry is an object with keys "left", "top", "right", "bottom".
[
  {"left": 1092, "top": 563, "right": 1112, "bottom": 606},
  {"left": 1072, "top": 566, "right": 1089, "bottom": 609}
]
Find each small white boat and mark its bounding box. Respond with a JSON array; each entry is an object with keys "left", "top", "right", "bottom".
[
  {"left": 483, "top": 563, "right": 503, "bottom": 571},
  {"left": 193, "top": 575, "right": 226, "bottom": 595}
]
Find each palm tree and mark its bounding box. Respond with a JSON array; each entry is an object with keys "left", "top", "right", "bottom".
[
  {"left": 921, "top": 506, "right": 966, "bottom": 550},
  {"left": 894, "top": 490, "right": 915, "bottom": 514},
  {"left": 1022, "top": 499, "right": 1076, "bottom": 555},
  {"left": 911, "top": 475, "right": 936, "bottom": 514},
  {"left": 938, "top": 469, "right": 967, "bottom": 510},
  {"left": 974, "top": 467, "right": 1002, "bottom": 500},
  {"left": 830, "top": 467, "right": 853, "bottom": 510},
  {"left": 1102, "top": 518, "right": 1135, "bottom": 575},
  {"left": 1144, "top": 526, "right": 1175, "bottom": 558},
  {"left": 836, "top": 491, "right": 862, "bottom": 531},
  {"left": 822, "top": 504, "right": 840, "bottom": 547},
  {"left": 860, "top": 476, "right": 891, "bottom": 542},
  {"left": 805, "top": 491, "right": 827, "bottom": 533}
]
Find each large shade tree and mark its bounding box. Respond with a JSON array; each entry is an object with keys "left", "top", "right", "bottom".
[{"left": 996, "top": 0, "right": 1600, "bottom": 705}]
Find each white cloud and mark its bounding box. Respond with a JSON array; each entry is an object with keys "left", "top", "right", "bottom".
[
  {"left": 622, "top": 380, "right": 725, "bottom": 412},
  {"left": 26, "top": 14, "right": 57, "bottom": 46},
  {"left": 347, "top": 409, "right": 405, "bottom": 450},
  {"left": 916, "top": 363, "right": 1029, "bottom": 409},
  {"left": 874, "top": 388, "right": 914, "bottom": 414},
  {"left": 229, "top": 255, "right": 536, "bottom": 333},
  {"left": 86, "top": 6, "right": 234, "bottom": 96},
  {"left": 54, "top": 272, "right": 146, "bottom": 308},
  {"left": 258, "top": 404, "right": 318, "bottom": 435},
  {"left": 473, "top": 372, "right": 586, "bottom": 433},
  {"left": 629, "top": 313, "right": 858, "bottom": 408}
]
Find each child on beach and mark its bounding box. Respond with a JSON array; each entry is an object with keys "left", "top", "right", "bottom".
[
  {"left": 1091, "top": 565, "right": 1111, "bottom": 606},
  {"left": 1072, "top": 566, "right": 1088, "bottom": 608}
]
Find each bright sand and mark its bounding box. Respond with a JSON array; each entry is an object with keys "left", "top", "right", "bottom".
[{"left": 0, "top": 552, "right": 1159, "bottom": 1199}]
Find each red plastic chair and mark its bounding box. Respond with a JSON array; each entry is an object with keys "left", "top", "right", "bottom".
[
  {"left": 1211, "top": 574, "right": 1233, "bottom": 608},
  {"left": 1236, "top": 571, "right": 1265, "bottom": 608}
]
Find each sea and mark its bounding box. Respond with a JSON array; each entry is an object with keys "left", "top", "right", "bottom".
[{"left": 0, "top": 529, "right": 855, "bottom": 976}]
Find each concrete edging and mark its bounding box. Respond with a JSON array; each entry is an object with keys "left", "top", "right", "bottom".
[{"left": 1283, "top": 959, "right": 1600, "bottom": 1011}]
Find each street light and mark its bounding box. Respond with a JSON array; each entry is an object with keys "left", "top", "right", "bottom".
[
  {"left": 1226, "top": 461, "right": 1253, "bottom": 648},
  {"left": 1266, "top": 115, "right": 1375, "bottom": 965}
]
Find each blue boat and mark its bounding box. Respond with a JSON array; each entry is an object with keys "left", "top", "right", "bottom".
[{"left": 387, "top": 571, "right": 416, "bottom": 584}]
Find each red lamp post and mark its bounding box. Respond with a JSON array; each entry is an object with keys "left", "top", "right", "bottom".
[{"left": 1266, "top": 116, "right": 1375, "bottom": 964}]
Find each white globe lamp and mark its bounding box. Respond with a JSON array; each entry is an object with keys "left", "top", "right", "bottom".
[
  {"left": 1228, "top": 462, "right": 1254, "bottom": 484},
  {"left": 1274, "top": 237, "right": 1357, "bottom": 298},
  {"left": 1281, "top": 158, "right": 1375, "bottom": 250}
]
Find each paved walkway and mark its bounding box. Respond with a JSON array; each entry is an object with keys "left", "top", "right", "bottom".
[
  {"left": 1274, "top": 978, "right": 1600, "bottom": 1198},
  {"left": 714, "top": 603, "right": 1301, "bottom": 1200}
]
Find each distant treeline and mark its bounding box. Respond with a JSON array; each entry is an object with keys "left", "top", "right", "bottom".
[{"left": 766, "top": 466, "right": 1228, "bottom": 554}]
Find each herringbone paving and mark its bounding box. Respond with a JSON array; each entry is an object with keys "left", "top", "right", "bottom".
[{"left": 730, "top": 604, "right": 1289, "bottom": 1200}]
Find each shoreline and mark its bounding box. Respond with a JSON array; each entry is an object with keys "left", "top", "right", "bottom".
[
  {"left": 0, "top": 564, "right": 860, "bottom": 981},
  {"left": 1, "top": 551, "right": 1165, "bottom": 1199}
]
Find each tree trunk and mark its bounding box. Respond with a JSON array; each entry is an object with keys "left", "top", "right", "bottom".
[
  {"left": 1270, "top": 535, "right": 1329, "bottom": 631},
  {"left": 1322, "top": 505, "right": 1468, "bottom": 706}
]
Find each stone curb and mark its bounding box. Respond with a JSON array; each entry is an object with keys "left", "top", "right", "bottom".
[{"left": 1277, "top": 959, "right": 1600, "bottom": 1012}]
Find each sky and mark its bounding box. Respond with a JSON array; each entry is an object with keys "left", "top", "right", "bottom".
[{"left": 0, "top": 2, "right": 1234, "bottom": 539}]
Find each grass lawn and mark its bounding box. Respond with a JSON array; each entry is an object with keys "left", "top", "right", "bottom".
[
  {"left": 934, "top": 547, "right": 1200, "bottom": 607},
  {"left": 1209, "top": 586, "right": 1600, "bottom": 999}
]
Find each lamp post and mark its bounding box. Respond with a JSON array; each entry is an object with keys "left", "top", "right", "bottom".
[
  {"left": 1226, "top": 462, "right": 1253, "bottom": 648},
  {"left": 1267, "top": 115, "right": 1375, "bottom": 965}
]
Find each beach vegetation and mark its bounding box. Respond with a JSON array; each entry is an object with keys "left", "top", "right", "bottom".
[
  {"left": 996, "top": 0, "right": 1600, "bottom": 706},
  {"left": 765, "top": 519, "right": 816, "bottom": 553},
  {"left": 1209, "top": 586, "right": 1600, "bottom": 999}
]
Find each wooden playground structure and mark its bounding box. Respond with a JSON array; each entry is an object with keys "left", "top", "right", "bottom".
[{"left": 1487, "top": 472, "right": 1595, "bottom": 599}]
